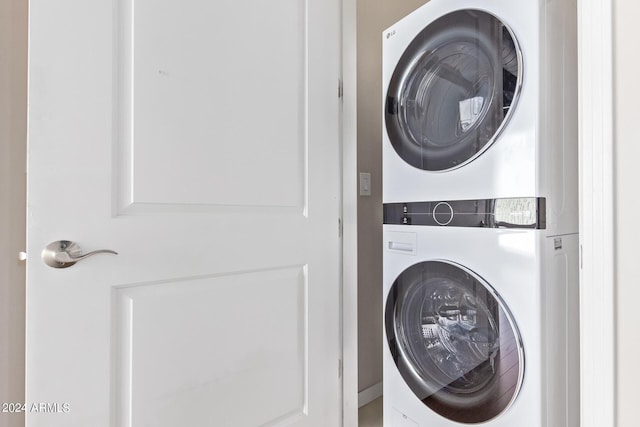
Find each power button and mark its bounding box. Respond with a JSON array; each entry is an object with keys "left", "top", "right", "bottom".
[{"left": 433, "top": 202, "right": 454, "bottom": 226}]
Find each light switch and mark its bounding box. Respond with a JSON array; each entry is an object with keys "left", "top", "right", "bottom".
[{"left": 359, "top": 172, "right": 371, "bottom": 196}]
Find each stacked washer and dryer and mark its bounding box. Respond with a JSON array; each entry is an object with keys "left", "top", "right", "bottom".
[{"left": 382, "top": 1, "right": 579, "bottom": 426}]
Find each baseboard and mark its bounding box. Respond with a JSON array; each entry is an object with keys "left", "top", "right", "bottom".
[{"left": 358, "top": 382, "right": 383, "bottom": 408}]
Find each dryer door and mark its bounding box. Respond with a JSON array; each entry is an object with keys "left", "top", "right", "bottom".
[
  {"left": 385, "top": 260, "right": 524, "bottom": 423},
  {"left": 385, "top": 10, "right": 521, "bottom": 171}
]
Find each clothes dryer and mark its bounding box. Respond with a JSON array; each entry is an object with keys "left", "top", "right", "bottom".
[
  {"left": 382, "top": 0, "right": 578, "bottom": 236},
  {"left": 383, "top": 225, "right": 579, "bottom": 426}
]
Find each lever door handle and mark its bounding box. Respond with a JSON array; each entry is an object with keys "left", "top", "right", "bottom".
[{"left": 42, "top": 240, "right": 118, "bottom": 268}]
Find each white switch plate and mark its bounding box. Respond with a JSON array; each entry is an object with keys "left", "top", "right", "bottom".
[{"left": 359, "top": 172, "right": 371, "bottom": 196}]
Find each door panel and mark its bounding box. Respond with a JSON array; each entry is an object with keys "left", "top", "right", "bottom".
[
  {"left": 27, "top": 0, "right": 341, "bottom": 426},
  {"left": 118, "top": 0, "right": 307, "bottom": 209},
  {"left": 114, "top": 267, "right": 308, "bottom": 426}
]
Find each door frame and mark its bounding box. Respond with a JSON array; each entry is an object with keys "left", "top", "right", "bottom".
[
  {"left": 577, "top": 0, "right": 615, "bottom": 426},
  {"left": 341, "top": 0, "right": 359, "bottom": 425}
]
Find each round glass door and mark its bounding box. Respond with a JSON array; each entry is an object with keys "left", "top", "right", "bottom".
[
  {"left": 385, "top": 10, "right": 522, "bottom": 171},
  {"left": 385, "top": 260, "right": 524, "bottom": 423}
]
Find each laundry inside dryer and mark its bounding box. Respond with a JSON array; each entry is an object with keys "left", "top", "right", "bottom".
[
  {"left": 386, "top": 260, "right": 524, "bottom": 424},
  {"left": 385, "top": 10, "right": 522, "bottom": 171}
]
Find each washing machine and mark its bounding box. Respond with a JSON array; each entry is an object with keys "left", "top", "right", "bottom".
[
  {"left": 382, "top": 0, "right": 578, "bottom": 233},
  {"left": 382, "top": 223, "right": 580, "bottom": 426}
]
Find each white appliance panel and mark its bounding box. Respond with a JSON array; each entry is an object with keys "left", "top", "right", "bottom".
[
  {"left": 381, "top": 0, "right": 578, "bottom": 236},
  {"left": 383, "top": 226, "right": 578, "bottom": 426}
]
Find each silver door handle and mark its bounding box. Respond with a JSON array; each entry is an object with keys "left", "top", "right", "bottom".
[{"left": 42, "top": 240, "right": 118, "bottom": 268}]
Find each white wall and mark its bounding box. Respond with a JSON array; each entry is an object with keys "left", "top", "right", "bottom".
[
  {"left": 613, "top": 1, "right": 640, "bottom": 426},
  {"left": 356, "top": 0, "right": 429, "bottom": 392},
  {"left": 0, "top": 0, "right": 27, "bottom": 426}
]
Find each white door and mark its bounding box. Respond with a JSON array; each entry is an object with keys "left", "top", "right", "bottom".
[{"left": 26, "top": 1, "right": 342, "bottom": 426}]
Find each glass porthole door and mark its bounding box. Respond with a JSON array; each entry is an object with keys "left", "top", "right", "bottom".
[
  {"left": 385, "top": 261, "right": 524, "bottom": 423},
  {"left": 385, "top": 10, "right": 522, "bottom": 171}
]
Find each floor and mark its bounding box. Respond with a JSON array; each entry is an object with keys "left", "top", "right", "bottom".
[{"left": 359, "top": 397, "right": 383, "bottom": 427}]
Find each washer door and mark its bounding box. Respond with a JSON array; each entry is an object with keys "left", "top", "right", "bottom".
[
  {"left": 385, "top": 260, "right": 524, "bottom": 423},
  {"left": 385, "top": 10, "right": 521, "bottom": 171}
]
